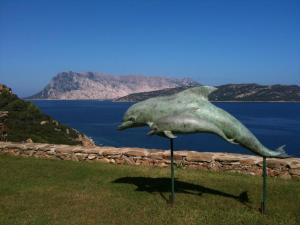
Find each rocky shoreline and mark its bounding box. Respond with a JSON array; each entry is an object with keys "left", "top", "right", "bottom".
[{"left": 1, "top": 141, "right": 299, "bottom": 179}]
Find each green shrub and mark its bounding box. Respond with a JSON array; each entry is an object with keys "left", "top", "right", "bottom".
[{"left": 0, "top": 87, "right": 82, "bottom": 145}]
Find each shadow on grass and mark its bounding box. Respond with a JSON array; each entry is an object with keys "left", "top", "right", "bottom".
[{"left": 113, "top": 177, "right": 249, "bottom": 205}]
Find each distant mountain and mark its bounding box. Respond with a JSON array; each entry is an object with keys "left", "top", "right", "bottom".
[
  {"left": 0, "top": 83, "right": 94, "bottom": 146},
  {"left": 115, "top": 83, "right": 300, "bottom": 102},
  {"left": 114, "top": 86, "right": 192, "bottom": 102},
  {"left": 210, "top": 84, "right": 300, "bottom": 101},
  {"left": 28, "top": 71, "right": 199, "bottom": 100}
]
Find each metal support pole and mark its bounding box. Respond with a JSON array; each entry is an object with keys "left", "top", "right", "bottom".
[
  {"left": 260, "top": 156, "right": 267, "bottom": 214},
  {"left": 169, "top": 138, "right": 175, "bottom": 205}
]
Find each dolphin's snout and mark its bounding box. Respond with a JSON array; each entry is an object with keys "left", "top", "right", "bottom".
[{"left": 118, "top": 121, "right": 134, "bottom": 130}]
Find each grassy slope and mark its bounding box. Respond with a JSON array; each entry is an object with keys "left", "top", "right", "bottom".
[
  {"left": 0, "top": 88, "right": 81, "bottom": 145},
  {"left": 0, "top": 155, "right": 299, "bottom": 225}
]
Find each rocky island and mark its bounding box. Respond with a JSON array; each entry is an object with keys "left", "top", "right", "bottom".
[
  {"left": 28, "top": 71, "right": 198, "bottom": 100},
  {"left": 27, "top": 72, "right": 300, "bottom": 102}
]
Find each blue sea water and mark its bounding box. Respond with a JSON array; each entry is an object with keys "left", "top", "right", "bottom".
[{"left": 31, "top": 100, "right": 300, "bottom": 157}]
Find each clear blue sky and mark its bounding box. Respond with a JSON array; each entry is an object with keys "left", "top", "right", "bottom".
[{"left": 1, "top": 0, "right": 299, "bottom": 97}]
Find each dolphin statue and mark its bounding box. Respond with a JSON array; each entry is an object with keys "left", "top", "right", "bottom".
[{"left": 118, "top": 86, "right": 288, "bottom": 158}]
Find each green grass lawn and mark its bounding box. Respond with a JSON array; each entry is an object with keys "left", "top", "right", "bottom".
[{"left": 0, "top": 155, "right": 299, "bottom": 225}]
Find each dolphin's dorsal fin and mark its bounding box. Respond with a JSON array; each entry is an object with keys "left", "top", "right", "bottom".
[{"left": 178, "top": 86, "right": 218, "bottom": 100}]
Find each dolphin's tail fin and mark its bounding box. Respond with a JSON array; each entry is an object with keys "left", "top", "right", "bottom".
[{"left": 274, "top": 145, "right": 290, "bottom": 158}]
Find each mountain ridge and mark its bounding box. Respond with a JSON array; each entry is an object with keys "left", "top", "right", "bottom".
[
  {"left": 28, "top": 71, "right": 198, "bottom": 100},
  {"left": 115, "top": 83, "right": 300, "bottom": 102}
]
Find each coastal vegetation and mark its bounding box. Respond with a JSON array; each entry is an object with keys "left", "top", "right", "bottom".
[
  {"left": 0, "top": 84, "right": 90, "bottom": 145},
  {"left": 0, "top": 154, "right": 299, "bottom": 225}
]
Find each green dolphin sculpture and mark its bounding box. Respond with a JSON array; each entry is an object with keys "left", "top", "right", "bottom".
[{"left": 118, "top": 86, "right": 288, "bottom": 158}]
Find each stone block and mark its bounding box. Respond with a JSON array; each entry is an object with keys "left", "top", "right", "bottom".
[
  {"left": 289, "top": 169, "right": 300, "bottom": 176},
  {"left": 75, "top": 153, "right": 88, "bottom": 161},
  {"left": 240, "top": 158, "right": 256, "bottom": 165},
  {"left": 125, "top": 149, "right": 148, "bottom": 157},
  {"left": 83, "top": 147, "right": 103, "bottom": 154},
  {"left": 186, "top": 152, "right": 213, "bottom": 162},
  {"left": 96, "top": 158, "right": 110, "bottom": 163},
  {"left": 279, "top": 172, "right": 292, "bottom": 180},
  {"left": 87, "top": 154, "right": 97, "bottom": 160},
  {"left": 102, "top": 148, "right": 122, "bottom": 156},
  {"left": 266, "top": 159, "right": 288, "bottom": 169},
  {"left": 56, "top": 147, "right": 73, "bottom": 154},
  {"left": 123, "top": 157, "right": 135, "bottom": 165},
  {"left": 149, "top": 152, "right": 164, "bottom": 160},
  {"left": 115, "top": 158, "right": 125, "bottom": 164},
  {"left": 214, "top": 154, "right": 241, "bottom": 162},
  {"left": 287, "top": 160, "right": 300, "bottom": 169}
]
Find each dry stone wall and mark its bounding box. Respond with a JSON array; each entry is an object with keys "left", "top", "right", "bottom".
[{"left": 1, "top": 142, "right": 300, "bottom": 179}]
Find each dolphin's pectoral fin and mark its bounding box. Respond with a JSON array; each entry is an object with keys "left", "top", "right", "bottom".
[
  {"left": 147, "top": 122, "right": 158, "bottom": 135},
  {"left": 147, "top": 130, "right": 155, "bottom": 136},
  {"left": 164, "top": 131, "right": 177, "bottom": 139},
  {"left": 227, "top": 138, "right": 238, "bottom": 145},
  {"left": 213, "top": 128, "right": 238, "bottom": 145},
  {"left": 220, "top": 134, "right": 239, "bottom": 145}
]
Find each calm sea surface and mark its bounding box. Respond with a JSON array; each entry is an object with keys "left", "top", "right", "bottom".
[{"left": 31, "top": 100, "right": 300, "bottom": 157}]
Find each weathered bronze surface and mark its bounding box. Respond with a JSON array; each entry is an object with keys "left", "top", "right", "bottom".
[{"left": 118, "top": 86, "right": 288, "bottom": 158}]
